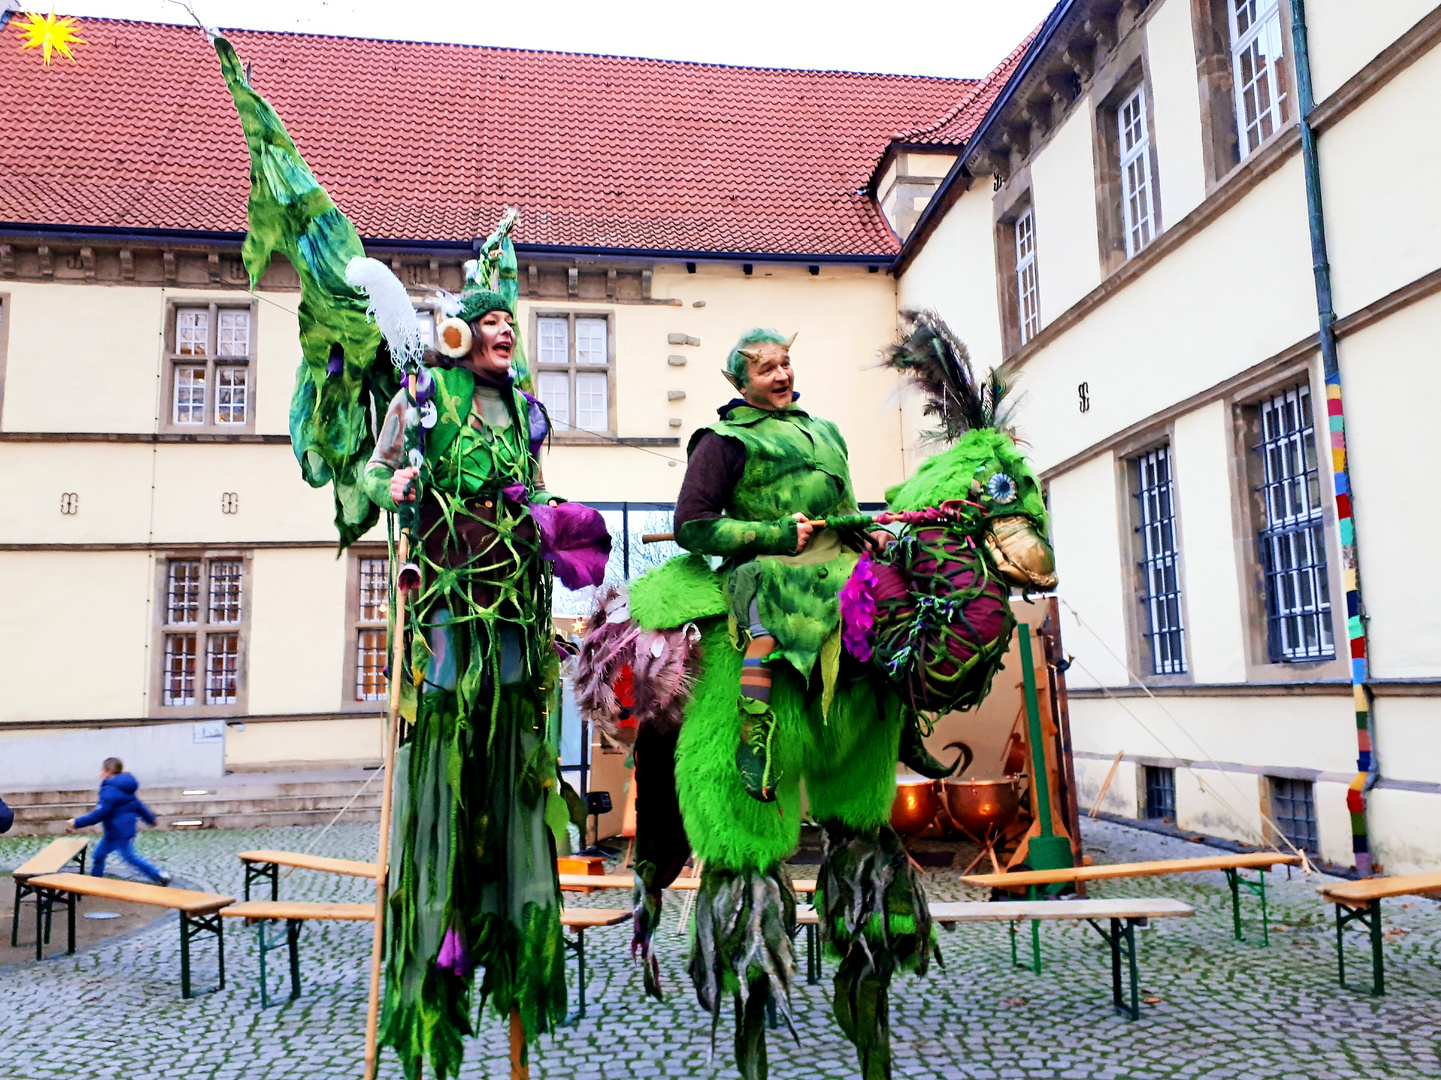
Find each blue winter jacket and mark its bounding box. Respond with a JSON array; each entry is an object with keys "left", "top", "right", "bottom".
[
  {"left": 0, "top": 795, "right": 12, "bottom": 834},
  {"left": 73, "top": 773, "right": 156, "bottom": 841}
]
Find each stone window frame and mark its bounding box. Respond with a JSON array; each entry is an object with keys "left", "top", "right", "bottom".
[
  {"left": 149, "top": 549, "right": 252, "bottom": 718},
  {"left": 1091, "top": 49, "right": 1165, "bottom": 278},
  {"left": 161, "top": 298, "right": 259, "bottom": 435},
  {"left": 1226, "top": 361, "right": 1349, "bottom": 683},
  {"left": 1112, "top": 426, "right": 1194, "bottom": 687},
  {"left": 1190, "top": 0, "right": 1296, "bottom": 191},
  {"left": 993, "top": 181, "right": 1042, "bottom": 358},
  {"left": 528, "top": 307, "right": 617, "bottom": 441},
  {"left": 341, "top": 544, "right": 390, "bottom": 712}
]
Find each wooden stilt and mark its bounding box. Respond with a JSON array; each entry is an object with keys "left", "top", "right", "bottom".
[
  {"left": 363, "top": 533, "right": 410, "bottom": 1080},
  {"left": 509, "top": 1008, "right": 530, "bottom": 1080}
]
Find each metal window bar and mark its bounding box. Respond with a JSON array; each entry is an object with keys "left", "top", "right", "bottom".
[
  {"left": 1133, "top": 446, "right": 1187, "bottom": 675},
  {"left": 356, "top": 629, "right": 388, "bottom": 701},
  {"left": 205, "top": 633, "right": 240, "bottom": 705},
  {"left": 1230, "top": 0, "right": 1287, "bottom": 156},
  {"left": 1269, "top": 776, "right": 1318, "bottom": 854},
  {"left": 358, "top": 558, "right": 389, "bottom": 622},
  {"left": 163, "top": 633, "right": 197, "bottom": 706},
  {"left": 1015, "top": 208, "right": 1040, "bottom": 345},
  {"left": 167, "top": 560, "right": 202, "bottom": 624},
  {"left": 1255, "top": 384, "right": 1334, "bottom": 661},
  {"left": 355, "top": 557, "right": 390, "bottom": 701},
  {"left": 1117, "top": 86, "right": 1155, "bottom": 258},
  {"left": 208, "top": 560, "right": 243, "bottom": 624},
  {"left": 1144, "top": 765, "right": 1176, "bottom": 821}
]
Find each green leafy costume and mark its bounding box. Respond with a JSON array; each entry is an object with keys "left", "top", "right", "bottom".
[{"left": 215, "top": 35, "right": 571, "bottom": 1080}]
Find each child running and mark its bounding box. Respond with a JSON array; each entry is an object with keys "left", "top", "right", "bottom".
[{"left": 66, "top": 757, "right": 171, "bottom": 886}]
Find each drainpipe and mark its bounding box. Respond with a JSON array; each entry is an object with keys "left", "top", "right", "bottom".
[{"left": 1289, "top": 0, "right": 1377, "bottom": 876}]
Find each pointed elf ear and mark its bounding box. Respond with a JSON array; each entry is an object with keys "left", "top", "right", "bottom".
[{"left": 722, "top": 368, "right": 744, "bottom": 392}]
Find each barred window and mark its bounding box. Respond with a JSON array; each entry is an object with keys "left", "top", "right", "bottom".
[
  {"left": 533, "top": 312, "right": 613, "bottom": 434},
  {"left": 165, "top": 302, "right": 255, "bottom": 433},
  {"left": 1254, "top": 384, "right": 1334, "bottom": 662},
  {"left": 157, "top": 555, "right": 247, "bottom": 711},
  {"left": 1269, "top": 776, "right": 1318, "bottom": 853},
  {"left": 1144, "top": 765, "right": 1176, "bottom": 821},
  {"left": 349, "top": 553, "right": 390, "bottom": 704},
  {"left": 1131, "top": 446, "right": 1187, "bottom": 675},
  {"left": 1230, "top": 0, "right": 1289, "bottom": 157}
]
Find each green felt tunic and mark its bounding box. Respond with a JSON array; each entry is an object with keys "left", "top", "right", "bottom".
[{"left": 676, "top": 403, "right": 860, "bottom": 676}]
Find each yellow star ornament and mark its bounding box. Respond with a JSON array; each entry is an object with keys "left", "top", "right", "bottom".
[{"left": 19, "top": 10, "right": 87, "bottom": 66}]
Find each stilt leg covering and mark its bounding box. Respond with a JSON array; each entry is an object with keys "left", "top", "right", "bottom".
[{"left": 815, "top": 821, "right": 935, "bottom": 1080}]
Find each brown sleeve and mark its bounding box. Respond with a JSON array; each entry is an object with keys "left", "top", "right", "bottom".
[{"left": 673, "top": 431, "right": 746, "bottom": 532}]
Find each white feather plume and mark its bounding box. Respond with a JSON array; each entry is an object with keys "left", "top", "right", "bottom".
[{"left": 344, "top": 256, "right": 423, "bottom": 369}]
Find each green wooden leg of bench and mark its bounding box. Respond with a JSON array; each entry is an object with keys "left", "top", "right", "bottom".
[
  {"left": 1333, "top": 899, "right": 1384, "bottom": 996},
  {"left": 180, "top": 912, "right": 225, "bottom": 1000},
  {"left": 66, "top": 890, "right": 76, "bottom": 955},
  {"left": 34, "top": 887, "right": 44, "bottom": 962},
  {"left": 288, "top": 919, "right": 302, "bottom": 1001},
  {"left": 560, "top": 929, "right": 587, "bottom": 1026},
  {"left": 806, "top": 923, "right": 818, "bottom": 986},
  {"left": 10, "top": 881, "right": 21, "bottom": 950},
  {"left": 1224, "top": 867, "right": 1271, "bottom": 946},
  {"left": 1105, "top": 917, "right": 1141, "bottom": 1020},
  {"left": 257, "top": 921, "right": 269, "bottom": 1009}
]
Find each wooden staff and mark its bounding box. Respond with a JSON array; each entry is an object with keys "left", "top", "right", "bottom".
[
  {"left": 363, "top": 531, "right": 407, "bottom": 1080},
  {"left": 642, "top": 517, "right": 829, "bottom": 544},
  {"left": 509, "top": 1008, "right": 529, "bottom": 1080}
]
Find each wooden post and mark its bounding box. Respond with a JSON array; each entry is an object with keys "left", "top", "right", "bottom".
[
  {"left": 509, "top": 1008, "right": 530, "bottom": 1080},
  {"left": 363, "top": 533, "right": 409, "bottom": 1080}
]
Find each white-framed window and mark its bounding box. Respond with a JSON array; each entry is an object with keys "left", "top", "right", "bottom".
[
  {"left": 1015, "top": 207, "right": 1040, "bottom": 345},
  {"left": 157, "top": 555, "right": 247, "bottom": 710},
  {"left": 1117, "top": 86, "right": 1156, "bottom": 259},
  {"left": 165, "top": 302, "right": 255, "bottom": 432},
  {"left": 354, "top": 556, "right": 389, "bottom": 702},
  {"left": 1230, "top": 0, "right": 1288, "bottom": 157},
  {"left": 533, "top": 311, "right": 613, "bottom": 434},
  {"left": 414, "top": 307, "right": 436, "bottom": 350}
]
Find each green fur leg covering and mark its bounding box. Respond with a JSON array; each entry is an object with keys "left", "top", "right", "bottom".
[
  {"left": 815, "top": 822, "right": 936, "bottom": 1080},
  {"left": 675, "top": 620, "right": 802, "bottom": 871},
  {"left": 801, "top": 678, "right": 905, "bottom": 829},
  {"left": 689, "top": 864, "right": 798, "bottom": 1080}
]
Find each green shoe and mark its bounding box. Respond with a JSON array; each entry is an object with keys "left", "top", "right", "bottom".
[{"left": 736, "top": 695, "right": 779, "bottom": 803}]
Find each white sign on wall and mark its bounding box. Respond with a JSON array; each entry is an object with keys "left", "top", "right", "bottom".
[{"left": 192, "top": 721, "right": 226, "bottom": 744}]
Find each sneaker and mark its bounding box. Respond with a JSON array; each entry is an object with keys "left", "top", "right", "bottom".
[
  {"left": 157, "top": 872, "right": 172, "bottom": 887},
  {"left": 735, "top": 696, "right": 779, "bottom": 803}
]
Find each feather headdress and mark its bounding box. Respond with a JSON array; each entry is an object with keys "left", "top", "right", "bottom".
[{"left": 884, "top": 309, "right": 1015, "bottom": 444}]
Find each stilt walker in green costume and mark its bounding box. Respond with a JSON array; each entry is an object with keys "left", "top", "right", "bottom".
[
  {"left": 211, "top": 33, "right": 610, "bottom": 1080},
  {"left": 576, "top": 315, "right": 1058, "bottom": 1080}
]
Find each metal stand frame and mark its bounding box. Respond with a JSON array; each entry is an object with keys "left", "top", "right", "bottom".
[
  {"left": 1083, "top": 917, "right": 1144, "bottom": 1020},
  {"left": 10, "top": 848, "right": 86, "bottom": 953},
  {"left": 1224, "top": 867, "right": 1271, "bottom": 945},
  {"left": 559, "top": 928, "right": 590, "bottom": 1025},
  {"left": 1332, "top": 898, "right": 1385, "bottom": 996},
  {"left": 179, "top": 911, "right": 226, "bottom": 999},
  {"left": 243, "top": 860, "right": 280, "bottom": 902},
  {"left": 255, "top": 918, "right": 303, "bottom": 1008}
]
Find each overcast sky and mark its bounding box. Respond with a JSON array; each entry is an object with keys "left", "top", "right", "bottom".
[{"left": 45, "top": 0, "right": 1055, "bottom": 79}]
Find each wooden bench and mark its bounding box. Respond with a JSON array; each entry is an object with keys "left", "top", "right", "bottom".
[
  {"left": 237, "top": 850, "right": 378, "bottom": 901},
  {"left": 26, "top": 873, "right": 233, "bottom": 997},
  {"left": 963, "top": 852, "right": 1301, "bottom": 946},
  {"left": 221, "top": 900, "right": 376, "bottom": 1007},
  {"left": 1318, "top": 871, "right": 1441, "bottom": 996},
  {"left": 9, "top": 837, "right": 89, "bottom": 957},
  {"left": 557, "top": 872, "right": 817, "bottom": 894},
  {"left": 799, "top": 897, "right": 1194, "bottom": 1020}
]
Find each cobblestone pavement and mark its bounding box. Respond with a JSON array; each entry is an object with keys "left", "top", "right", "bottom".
[{"left": 2, "top": 818, "right": 1439, "bottom": 1080}]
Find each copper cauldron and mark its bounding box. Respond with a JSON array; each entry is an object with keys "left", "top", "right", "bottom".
[
  {"left": 890, "top": 775, "right": 941, "bottom": 836},
  {"left": 942, "top": 776, "right": 1025, "bottom": 836}
]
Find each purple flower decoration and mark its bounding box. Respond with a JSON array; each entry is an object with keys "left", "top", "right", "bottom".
[
  {"left": 839, "top": 552, "right": 879, "bottom": 662},
  {"left": 436, "top": 928, "right": 471, "bottom": 977},
  {"left": 529, "top": 501, "right": 613, "bottom": 590},
  {"left": 396, "top": 563, "right": 422, "bottom": 597}
]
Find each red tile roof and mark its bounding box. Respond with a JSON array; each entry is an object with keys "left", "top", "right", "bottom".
[
  {"left": 898, "top": 31, "right": 1038, "bottom": 147},
  {"left": 0, "top": 18, "right": 981, "bottom": 257}
]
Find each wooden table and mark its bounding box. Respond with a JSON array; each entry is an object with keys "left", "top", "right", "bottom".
[
  {"left": 558, "top": 908, "right": 630, "bottom": 1024},
  {"left": 237, "top": 850, "right": 379, "bottom": 901},
  {"left": 556, "top": 873, "right": 817, "bottom": 894},
  {"left": 27, "top": 873, "right": 233, "bottom": 997},
  {"left": 221, "top": 900, "right": 375, "bottom": 1008},
  {"left": 799, "top": 896, "right": 1194, "bottom": 1019},
  {"left": 963, "top": 852, "right": 1301, "bottom": 946},
  {"left": 1318, "top": 871, "right": 1441, "bottom": 995},
  {"left": 10, "top": 837, "right": 89, "bottom": 956}
]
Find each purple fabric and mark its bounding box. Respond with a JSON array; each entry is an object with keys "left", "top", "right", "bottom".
[
  {"left": 435, "top": 928, "right": 471, "bottom": 977},
  {"left": 521, "top": 391, "right": 549, "bottom": 457},
  {"left": 528, "top": 500, "right": 612, "bottom": 589},
  {"left": 839, "top": 552, "right": 879, "bottom": 662},
  {"left": 396, "top": 562, "right": 422, "bottom": 596}
]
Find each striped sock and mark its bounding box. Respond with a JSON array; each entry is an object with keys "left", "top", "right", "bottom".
[{"left": 740, "top": 637, "right": 775, "bottom": 704}]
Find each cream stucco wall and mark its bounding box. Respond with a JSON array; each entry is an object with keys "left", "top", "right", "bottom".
[
  {"left": 246, "top": 548, "right": 352, "bottom": 716},
  {"left": 1170, "top": 401, "right": 1248, "bottom": 683},
  {"left": 225, "top": 716, "right": 383, "bottom": 769},
  {"left": 1145, "top": 0, "right": 1208, "bottom": 226},
  {"left": 0, "top": 550, "right": 153, "bottom": 723},
  {"left": 1305, "top": 0, "right": 1440, "bottom": 102},
  {"left": 1030, "top": 99, "right": 1102, "bottom": 324}
]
